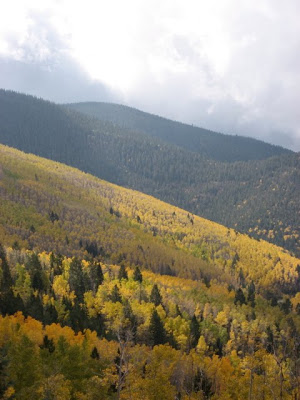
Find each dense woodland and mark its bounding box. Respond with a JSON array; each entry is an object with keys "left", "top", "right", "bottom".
[
  {"left": 0, "top": 90, "right": 299, "bottom": 256},
  {"left": 0, "top": 145, "right": 299, "bottom": 300},
  {"left": 0, "top": 145, "right": 299, "bottom": 398},
  {"left": 66, "top": 101, "right": 289, "bottom": 162},
  {"left": 0, "top": 245, "right": 299, "bottom": 399}
]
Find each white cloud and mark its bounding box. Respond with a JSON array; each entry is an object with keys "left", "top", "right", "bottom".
[{"left": 0, "top": 0, "right": 300, "bottom": 149}]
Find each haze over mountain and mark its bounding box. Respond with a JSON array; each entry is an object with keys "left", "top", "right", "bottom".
[
  {"left": 66, "top": 102, "right": 290, "bottom": 162},
  {"left": 0, "top": 90, "right": 299, "bottom": 256},
  {"left": 1, "top": 1, "right": 300, "bottom": 150}
]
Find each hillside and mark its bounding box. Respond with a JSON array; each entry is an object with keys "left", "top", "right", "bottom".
[
  {"left": 66, "top": 102, "right": 290, "bottom": 162},
  {"left": 0, "top": 247, "right": 299, "bottom": 399},
  {"left": 0, "top": 89, "right": 299, "bottom": 257},
  {"left": 0, "top": 144, "right": 299, "bottom": 298},
  {"left": 0, "top": 145, "right": 300, "bottom": 399}
]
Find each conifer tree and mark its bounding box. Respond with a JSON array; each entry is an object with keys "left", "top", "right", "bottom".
[
  {"left": 91, "top": 347, "right": 100, "bottom": 360},
  {"left": 150, "top": 284, "right": 162, "bottom": 306},
  {"left": 27, "top": 294, "right": 43, "bottom": 321},
  {"left": 133, "top": 266, "right": 143, "bottom": 283},
  {"left": 190, "top": 314, "right": 200, "bottom": 348},
  {"left": 247, "top": 281, "right": 256, "bottom": 307},
  {"left": 149, "top": 309, "right": 166, "bottom": 346},
  {"left": 0, "top": 245, "right": 25, "bottom": 316},
  {"left": 111, "top": 285, "right": 122, "bottom": 303},
  {"left": 91, "top": 262, "right": 104, "bottom": 291},
  {"left": 40, "top": 335, "right": 55, "bottom": 353},
  {"left": 118, "top": 264, "right": 128, "bottom": 281},
  {"left": 69, "top": 257, "right": 85, "bottom": 302},
  {"left": 43, "top": 303, "right": 58, "bottom": 325},
  {"left": 234, "top": 288, "right": 246, "bottom": 305}
]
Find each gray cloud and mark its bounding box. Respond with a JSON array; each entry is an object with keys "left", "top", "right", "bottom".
[
  {"left": 0, "top": 56, "right": 114, "bottom": 103},
  {"left": 1, "top": 1, "right": 300, "bottom": 151},
  {"left": 0, "top": 11, "right": 116, "bottom": 103}
]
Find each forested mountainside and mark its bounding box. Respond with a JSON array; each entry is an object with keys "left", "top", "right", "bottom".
[
  {"left": 0, "top": 246, "right": 299, "bottom": 399},
  {"left": 66, "top": 102, "right": 290, "bottom": 162},
  {"left": 0, "top": 90, "right": 299, "bottom": 257},
  {"left": 0, "top": 144, "right": 299, "bottom": 299},
  {"left": 0, "top": 145, "right": 299, "bottom": 399}
]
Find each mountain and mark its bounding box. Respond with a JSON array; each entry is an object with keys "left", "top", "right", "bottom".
[
  {"left": 66, "top": 101, "right": 291, "bottom": 162},
  {"left": 0, "top": 89, "right": 299, "bottom": 257},
  {"left": 0, "top": 144, "right": 299, "bottom": 297},
  {"left": 0, "top": 144, "right": 299, "bottom": 399}
]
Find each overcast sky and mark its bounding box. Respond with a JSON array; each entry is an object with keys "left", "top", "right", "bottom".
[{"left": 0, "top": 0, "right": 300, "bottom": 150}]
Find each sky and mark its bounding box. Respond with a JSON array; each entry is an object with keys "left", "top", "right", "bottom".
[{"left": 0, "top": 0, "right": 299, "bottom": 150}]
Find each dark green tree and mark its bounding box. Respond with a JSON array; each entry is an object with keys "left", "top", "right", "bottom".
[
  {"left": 69, "top": 257, "right": 85, "bottom": 302},
  {"left": 27, "top": 294, "right": 44, "bottom": 321},
  {"left": 133, "top": 266, "right": 143, "bottom": 283},
  {"left": 234, "top": 288, "right": 246, "bottom": 305},
  {"left": 190, "top": 314, "right": 200, "bottom": 348},
  {"left": 91, "top": 346, "right": 100, "bottom": 360},
  {"left": 0, "top": 245, "right": 25, "bottom": 316},
  {"left": 40, "top": 335, "right": 55, "bottom": 353},
  {"left": 247, "top": 281, "right": 256, "bottom": 307},
  {"left": 238, "top": 268, "right": 246, "bottom": 288},
  {"left": 118, "top": 264, "right": 128, "bottom": 281},
  {"left": 43, "top": 303, "right": 58, "bottom": 325},
  {"left": 150, "top": 284, "right": 162, "bottom": 306},
  {"left": 90, "top": 262, "right": 104, "bottom": 293},
  {"left": 111, "top": 285, "right": 122, "bottom": 303},
  {"left": 149, "top": 309, "right": 166, "bottom": 346}
]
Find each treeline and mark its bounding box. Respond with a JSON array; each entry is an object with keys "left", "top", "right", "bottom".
[
  {"left": 0, "top": 246, "right": 299, "bottom": 399},
  {"left": 0, "top": 90, "right": 299, "bottom": 255}
]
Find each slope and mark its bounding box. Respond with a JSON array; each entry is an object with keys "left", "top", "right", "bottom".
[
  {"left": 66, "top": 101, "right": 291, "bottom": 162},
  {"left": 0, "top": 246, "right": 299, "bottom": 399},
  {"left": 0, "top": 89, "right": 299, "bottom": 256},
  {"left": 0, "top": 144, "right": 299, "bottom": 299}
]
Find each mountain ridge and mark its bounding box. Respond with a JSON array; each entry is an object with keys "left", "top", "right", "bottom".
[
  {"left": 66, "top": 101, "right": 291, "bottom": 162},
  {"left": 0, "top": 89, "right": 299, "bottom": 256},
  {"left": 0, "top": 143, "right": 299, "bottom": 298}
]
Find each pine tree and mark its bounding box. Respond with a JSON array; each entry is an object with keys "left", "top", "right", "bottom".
[
  {"left": 150, "top": 284, "right": 162, "bottom": 306},
  {"left": 247, "top": 281, "right": 256, "bottom": 307},
  {"left": 91, "top": 262, "right": 104, "bottom": 291},
  {"left": 91, "top": 347, "right": 100, "bottom": 360},
  {"left": 133, "top": 266, "right": 143, "bottom": 283},
  {"left": 69, "top": 257, "right": 85, "bottom": 302},
  {"left": 40, "top": 335, "right": 55, "bottom": 353},
  {"left": 190, "top": 314, "right": 200, "bottom": 348},
  {"left": 238, "top": 268, "right": 246, "bottom": 287},
  {"left": 43, "top": 303, "right": 58, "bottom": 325},
  {"left": 27, "top": 294, "right": 44, "bottom": 321},
  {"left": 149, "top": 309, "right": 166, "bottom": 346},
  {"left": 118, "top": 264, "right": 128, "bottom": 281},
  {"left": 0, "top": 243, "right": 13, "bottom": 289},
  {"left": 111, "top": 285, "right": 122, "bottom": 303},
  {"left": 234, "top": 288, "right": 246, "bottom": 305},
  {"left": 0, "top": 244, "right": 23, "bottom": 316}
]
